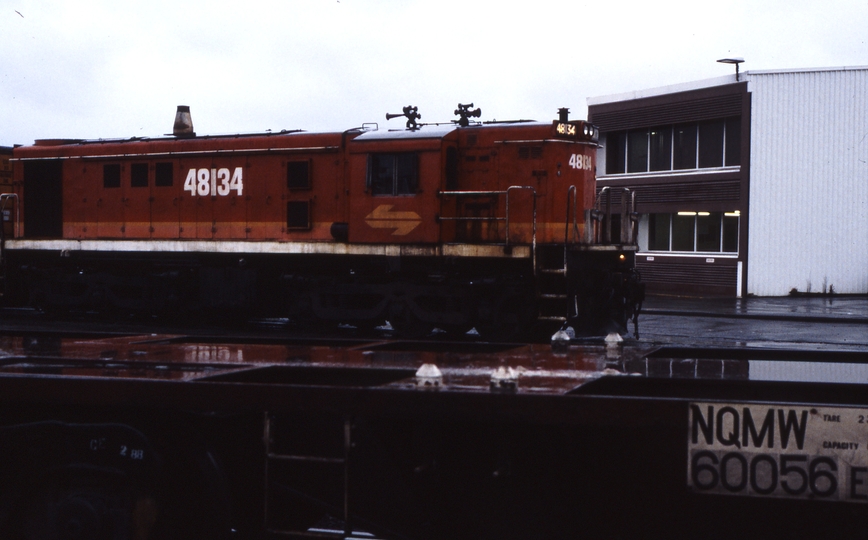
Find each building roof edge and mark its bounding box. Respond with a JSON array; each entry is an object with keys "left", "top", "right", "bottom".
[
  {"left": 588, "top": 65, "right": 868, "bottom": 106},
  {"left": 587, "top": 75, "right": 739, "bottom": 106},
  {"left": 745, "top": 65, "right": 868, "bottom": 76}
]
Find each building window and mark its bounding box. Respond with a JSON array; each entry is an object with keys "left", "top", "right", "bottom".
[
  {"left": 673, "top": 123, "right": 697, "bottom": 169},
  {"left": 605, "top": 131, "right": 627, "bottom": 174},
  {"left": 646, "top": 212, "right": 739, "bottom": 253},
  {"left": 648, "top": 213, "right": 670, "bottom": 250},
  {"left": 367, "top": 153, "right": 418, "bottom": 196},
  {"left": 627, "top": 130, "right": 648, "bottom": 173},
  {"left": 131, "top": 163, "right": 149, "bottom": 188},
  {"left": 155, "top": 162, "right": 173, "bottom": 187},
  {"left": 671, "top": 213, "right": 696, "bottom": 251},
  {"left": 698, "top": 120, "right": 725, "bottom": 168},
  {"left": 722, "top": 211, "right": 739, "bottom": 252},
  {"left": 649, "top": 127, "right": 672, "bottom": 171},
  {"left": 103, "top": 164, "right": 121, "bottom": 188},
  {"left": 724, "top": 117, "right": 741, "bottom": 166},
  {"left": 605, "top": 117, "right": 740, "bottom": 174},
  {"left": 287, "top": 160, "right": 310, "bottom": 190}
]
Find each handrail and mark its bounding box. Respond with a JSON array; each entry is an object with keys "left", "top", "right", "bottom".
[
  {"left": 437, "top": 187, "right": 537, "bottom": 247},
  {"left": 0, "top": 193, "right": 19, "bottom": 241},
  {"left": 620, "top": 189, "right": 638, "bottom": 244},
  {"left": 565, "top": 185, "right": 579, "bottom": 245},
  {"left": 436, "top": 191, "right": 506, "bottom": 226},
  {"left": 438, "top": 190, "right": 507, "bottom": 197},
  {"left": 0, "top": 194, "right": 18, "bottom": 286},
  {"left": 593, "top": 187, "right": 638, "bottom": 245},
  {"left": 438, "top": 186, "right": 537, "bottom": 274},
  {"left": 595, "top": 186, "right": 611, "bottom": 244},
  {"left": 504, "top": 186, "right": 536, "bottom": 248}
]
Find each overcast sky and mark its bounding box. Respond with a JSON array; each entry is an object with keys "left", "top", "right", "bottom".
[{"left": 2, "top": 0, "right": 866, "bottom": 146}]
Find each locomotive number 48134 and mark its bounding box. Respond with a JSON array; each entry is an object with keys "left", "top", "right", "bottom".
[
  {"left": 568, "top": 153, "right": 593, "bottom": 171},
  {"left": 184, "top": 167, "right": 244, "bottom": 197}
]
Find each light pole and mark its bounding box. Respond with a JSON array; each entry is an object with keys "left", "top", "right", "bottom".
[{"left": 717, "top": 57, "right": 745, "bottom": 81}]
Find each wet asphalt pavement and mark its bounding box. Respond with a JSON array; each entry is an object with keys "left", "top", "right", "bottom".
[{"left": 637, "top": 295, "right": 868, "bottom": 352}]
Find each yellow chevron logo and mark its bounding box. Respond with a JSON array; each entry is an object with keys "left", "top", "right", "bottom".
[{"left": 365, "top": 205, "right": 422, "bottom": 235}]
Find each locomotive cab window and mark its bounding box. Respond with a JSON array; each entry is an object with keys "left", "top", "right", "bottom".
[
  {"left": 367, "top": 153, "right": 418, "bottom": 196},
  {"left": 287, "top": 160, "right": 311, "bottom": 190}
]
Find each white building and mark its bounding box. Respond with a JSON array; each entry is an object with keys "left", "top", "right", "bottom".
[{"left": 588, "top": 66, "right": 868, "bottom": 297}]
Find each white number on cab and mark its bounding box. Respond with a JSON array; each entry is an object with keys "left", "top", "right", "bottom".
[
  {"left": 568, "top": 153, "right": 593, "bottom": 171},
  {"left": 184, "top": 167, "right": 244, "bottom": 197}
]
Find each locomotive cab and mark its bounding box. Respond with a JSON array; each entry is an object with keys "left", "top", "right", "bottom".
[
  {"left": 346, "top": 126, "right": 458, "bottom": 244},
  {"left": 441, "top": 117, "right": 600, "bottom": 246}
]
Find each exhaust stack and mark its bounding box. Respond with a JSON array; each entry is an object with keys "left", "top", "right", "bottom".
[{"left": 172, "top": 105, "right": 196, "bottom": 137}]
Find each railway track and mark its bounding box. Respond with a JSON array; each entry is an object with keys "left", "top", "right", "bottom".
[
  {"left": 2, "top": 295, "right": 867, "bottom": 353},
  {"left": 0, "top": 300, "right": 866, "bottom": 538},
  {"left": 0, "top": 306, "right": 574, "bottom": 348}
]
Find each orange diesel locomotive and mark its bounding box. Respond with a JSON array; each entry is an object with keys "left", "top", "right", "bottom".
[{"left": 2, "top": 105, "right": 642, "bottom": 338}]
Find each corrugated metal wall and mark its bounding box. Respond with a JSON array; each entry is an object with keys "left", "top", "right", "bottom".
[
  {"left": 747, "top": 68, "right": 868, "bottom": 295},
  {"left": 596, "top": 179, "right": 741, "bottom": 207},
  {"left": 637, "top": 257, "right": 738, "bottom": 296},
  {"left": 591, "top": 93, "right": 743, "bottom": 131}
]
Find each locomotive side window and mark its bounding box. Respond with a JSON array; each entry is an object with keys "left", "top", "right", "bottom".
[
  {"left": 286, "top": 201, "right": 310, "bottom": 229},
  {"left": 367, "top": 153, "right": 418, "bottom": 196},
  {"left": 155, "top": 162, "right": 173, "bottom": 187},
  {"left": 131, "top": 163, "right": 148, "bottom": 188},
  {"left": 286, "top": 160, "right": 310, "bottom": 190},
  {"left": 518, "top": 146, "right": 542, "bottom": 160},
  {"left": 103, "top": 164, "right": 121, "bottom": 188}
]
